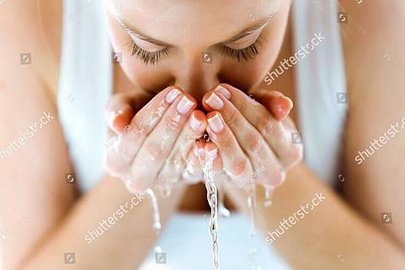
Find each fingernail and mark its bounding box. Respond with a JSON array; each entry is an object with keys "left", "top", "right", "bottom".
[
  {"left": 194, "top": 143, "right": 205, "bottom": 160},
  {"left": 177, "top": 96, "right": 195, "bottom": 114},
  {"left": 274, "top": 96, "right": 293, "bottom": 115},
  {"left": 108, "top": 111, "right": 117, "bottom": 128},
  {"left": 189, "top": 113, "right": 202, "bottom": 131},
  {"left": 206, "top": 93, "right": 224, "bottom": 110},
  {"left": 166, "top": 88, "right": 182, "bottom": 104},
  {"left": 208, "top": 114, "right": 224, "bottom": 133},
  {"left": 215, "top": 85, "right": 231, "bottom": 99}
]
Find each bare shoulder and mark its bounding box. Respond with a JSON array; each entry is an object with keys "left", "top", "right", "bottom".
[
  {"left": 340, "top": 0, "right": 405, "bottom": 248},
  {"left": 340, "top": 0, "right": 405, "bottom": 87},
  {"left": 0, "top": 0, "right": 62, "bottom": 93}
]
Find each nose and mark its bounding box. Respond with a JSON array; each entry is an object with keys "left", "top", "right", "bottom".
[{"left": 174, "top": 53, "right": 220, "bottom": 109}]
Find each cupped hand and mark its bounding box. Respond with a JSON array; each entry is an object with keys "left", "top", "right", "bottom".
[
  {"left": 199, "top": 84, "right": 303, "bottom": 190},
  {"left": 104, "top": 87, "right": 207, "bottom": 193}
]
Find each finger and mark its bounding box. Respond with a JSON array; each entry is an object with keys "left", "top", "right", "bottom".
[
  {"left": 105, "top": 92, "right": 138, "bottom": 133},
  {"left": 206, "top": 84, "right": 303, "bottom": 169},
  {"left": 205, "top": 112, "right": 254, "bottom": 186},
  {"left": 182, "top": 140, "right": 205, "bottom": 184},
  {"left": 159, "top": 110, "right": 207, "bottom": 185},
  {"left": 203, "top": 89, "right": 285, "bottom": 188},
  {"left": 104, "top": 86, "right": 182, "bottom": 177},
  {"left": 128, "top": 93, "right": 197, "bottom": 191},
  {"left": 203, "top": 142, "right": 230, "bottom": 185},
  {"left": 255, "top": 90, "right": 293, "bottom": 121}
]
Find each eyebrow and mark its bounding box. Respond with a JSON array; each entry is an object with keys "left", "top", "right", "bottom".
[{"left": 115, "top": 14, "right": 275, "bottom": 47}]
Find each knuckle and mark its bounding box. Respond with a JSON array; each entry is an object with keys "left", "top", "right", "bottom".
[
  {"left": 248, "top": 132, "right": 262, "bottom": 153},
  {"left": 225, "top": 108, "right": 239, "bottom": 126},
  {"left": 216, "top": 134, "right": 232, "bottom": 147},
  {"left": 144, "top": 143, "right": 166, "bottom": 161},
  {"left": 228, "top": 158, "right": 250, "bottom": 178},
  {"left": 166, "top": 115, "right": 182, "bottom": 132},
  {"left": 258, "top": 117, "right": 274, "bottom": 136}
]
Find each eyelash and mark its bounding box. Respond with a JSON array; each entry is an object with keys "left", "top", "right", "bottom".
[
  {"left": 128, "top": 41, "right": 169, "bottom": 65},
  {"left": 127, "top": 35, "right": 264, "bottom": 65},
  {"left": 221, "top": 36, "right": 263, "bottom": 61}
]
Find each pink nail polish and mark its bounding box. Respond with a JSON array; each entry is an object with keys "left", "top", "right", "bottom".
[
  {"left": 166, "top": 88, "right": 181, "bottom": 104},
  {"left": 206, "top": 93, "right": 224, "bottom": 110},
  {"left": 189, "top": 114, "right": 202, "bottom": 131},
  {"left": 215, "top": 85, "right": 231, "bottom": 99},
  {"left": 208, "top": 114, "right": 224, "bottom": 133},
  {"left": 177, "top": 96, "right": 194, "bottom": 114}
]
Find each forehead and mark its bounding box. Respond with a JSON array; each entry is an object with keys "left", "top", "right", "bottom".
[{"left": 111, "top": 0, "right": 281, "bottom": 47}]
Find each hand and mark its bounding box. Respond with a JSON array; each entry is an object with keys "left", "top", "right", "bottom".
[
  {"left": 104, "top": 87, "right": 207, "bottom": 193},
  {"left": 199, "top": 84, "right": 303, "bottom": 190}
]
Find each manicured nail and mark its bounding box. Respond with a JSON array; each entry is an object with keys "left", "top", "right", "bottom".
[
  {"left": 206, "top": 93, "right": 224, "bottom": 110},
  {"left": 194, "top": 143, "right": 205, "bottom": 160},
  {"left": 189, "top": 113, "right": 202, "bottom": 131},
  {"left": 166, "top": 88, "right": 181, "bottom": 104},
  {"left": 177, "top": 96, "right": 194, "bottom": 114},
  {"left": 108, "top": 111, "right": 117, "bottom": 129},
  {"left": 215, "top": 85, "right": 231, "bottom": 99},
  {"left": 208, "top": 114, "right": 224, "bottom": 133}
]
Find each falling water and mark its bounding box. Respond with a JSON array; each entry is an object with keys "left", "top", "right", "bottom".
[
  {"left": 247, "top": 186, "right": 257, "bottom": 237},
  {"left": 145, "top": 188, "right": 164, "bottom": 258},
  {"left": 264, "top": 187, "right": 274, "bottom": 208},
  {"left": 145, "top": 188, "right": 162, "bottom": 234},
  {"left": 218, "top": 184, "right": 230, "bottom": 218},
  {"left": 201, "top": 158, "right": 220, "bottom": 270}
]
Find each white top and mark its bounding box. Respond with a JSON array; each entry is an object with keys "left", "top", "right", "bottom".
[{"left": 57, "top": 0, "right": 347, "bottom": 269}]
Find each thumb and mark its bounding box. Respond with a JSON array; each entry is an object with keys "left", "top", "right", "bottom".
[
  {"left": 105, "top": 91, "right": 146, "bottom": 134},
  {"left": 254, "top": 90, "right": 293, "bottom": 121}
]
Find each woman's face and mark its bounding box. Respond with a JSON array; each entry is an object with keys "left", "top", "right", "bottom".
[{"left": 104, "top": 0, "right": 291, "bottom": 102}]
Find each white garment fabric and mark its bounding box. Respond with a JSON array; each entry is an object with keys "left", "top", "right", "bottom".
[
  {"left": 57, "top": 0, "right": 347, "bottom": 269},
  {"left": 292, "top": 0, "right": 348, "bottom": 186}
]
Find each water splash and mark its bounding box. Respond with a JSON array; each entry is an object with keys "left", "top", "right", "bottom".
[{"left": 247, "top": 186, "right": 257, "bottom": 237}]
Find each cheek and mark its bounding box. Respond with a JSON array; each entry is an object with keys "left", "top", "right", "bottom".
[
  {"left": 104, "top": 11, "right": 173, "bottom": 92},
  {"left": 219, "top": 38, "right": 283, "bottom": 91},
  {"left": 120, "top": 62, "right": 174, "bottom": 92},
  {"left": 219, "top": 13, "right": 290, "bottom": 90}
]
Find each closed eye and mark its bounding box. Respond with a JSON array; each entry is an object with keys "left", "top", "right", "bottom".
[{"left": 116, "top": 16, "right": 271, "bottom": 65}]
